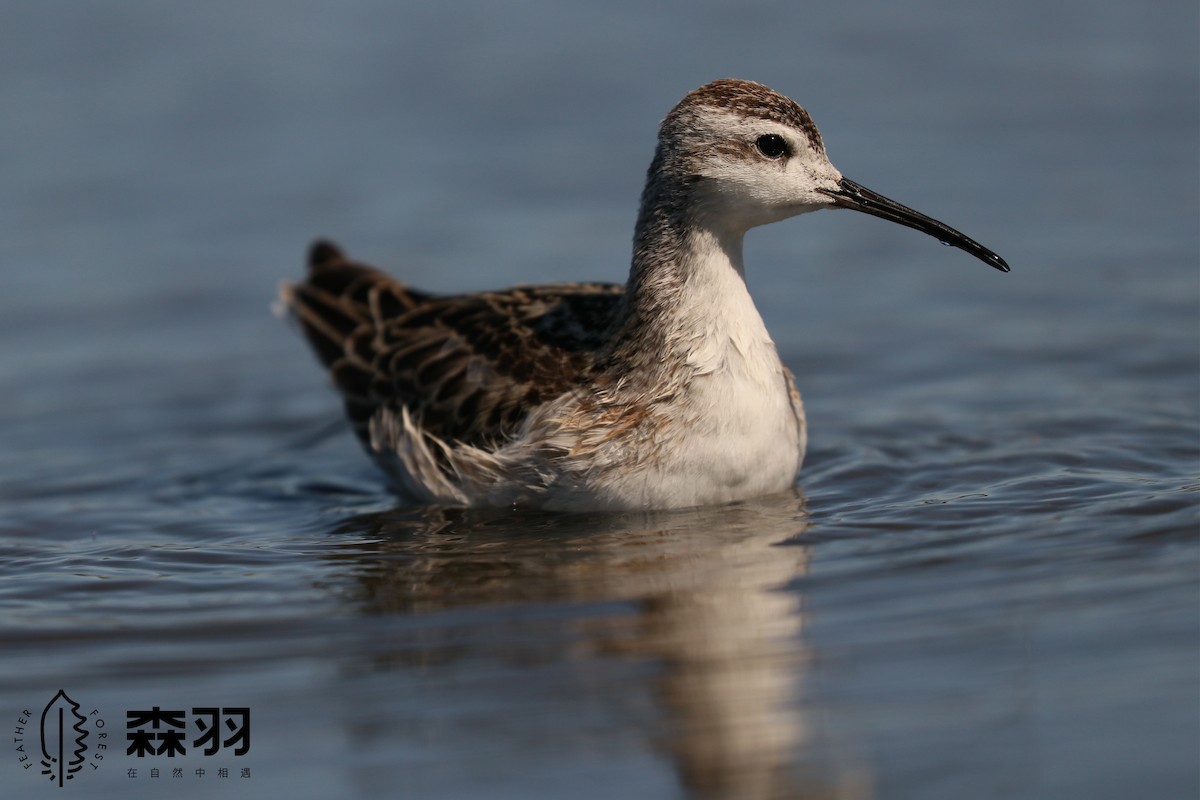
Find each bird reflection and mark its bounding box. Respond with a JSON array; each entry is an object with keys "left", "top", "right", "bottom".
[{"left": 320, "top": 489, "right": 868, "bottom": 799}]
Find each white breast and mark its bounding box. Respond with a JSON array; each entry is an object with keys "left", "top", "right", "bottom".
[
  {"left": 577, "top": 237, "right": 804, "bottom": 510},
  {"left": 662, "top": 263, "right": 802, "bottom": 503}
]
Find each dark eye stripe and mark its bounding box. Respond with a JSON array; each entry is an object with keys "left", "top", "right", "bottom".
[{"left": 755, "top": 134, "right": 789, "bottom": 159}]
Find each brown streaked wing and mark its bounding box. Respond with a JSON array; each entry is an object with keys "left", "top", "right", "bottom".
[
  {"left": 370, "top": 283, "right": 625, "bottom": 446},
  {"left": 286, "top": 240, "right": 625, "bottom": 449}
]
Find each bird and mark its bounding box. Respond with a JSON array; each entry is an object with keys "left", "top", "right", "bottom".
[{"left": 280, "top": 78, "right": 1008, "bottom": 512}]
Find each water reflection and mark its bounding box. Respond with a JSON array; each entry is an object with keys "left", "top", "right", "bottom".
[{"left": 321, "top": 490, "right": 865, "bottom": 799}]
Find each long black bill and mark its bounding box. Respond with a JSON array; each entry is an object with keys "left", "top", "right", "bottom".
[{"left": 819, "top": 177, "right": 1009, "bottom": 272}]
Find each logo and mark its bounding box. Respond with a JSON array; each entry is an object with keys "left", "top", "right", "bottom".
[
  {"left": 13, "top": 690, "right": 108, "bottom": 787},
  {"left": 14, "top": 694, "right": 251, "bottom": 785},
  {"left": 126, "top": 707, "right": 250, "bottom": 758}
]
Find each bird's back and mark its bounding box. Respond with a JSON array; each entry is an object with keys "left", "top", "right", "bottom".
[{"left": 281, "top": 240, "right": 625, "bottom": 452}]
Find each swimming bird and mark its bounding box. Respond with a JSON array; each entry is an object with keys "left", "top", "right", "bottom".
[{"left": 281, "top": 78, "right": 1007, "bottom": 511}]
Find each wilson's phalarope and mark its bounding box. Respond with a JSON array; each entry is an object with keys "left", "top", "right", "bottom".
[{"left": 282, "top": 78, "right": 1008, "bottom": 511}]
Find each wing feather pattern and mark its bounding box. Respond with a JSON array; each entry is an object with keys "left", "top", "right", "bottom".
[{"left": 282, "top": 240, "right": 624, "bottom": 452}]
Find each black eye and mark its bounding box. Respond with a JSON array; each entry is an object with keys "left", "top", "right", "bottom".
[{"left": 755, "top": 134, "right": 789, "bottom": 159}]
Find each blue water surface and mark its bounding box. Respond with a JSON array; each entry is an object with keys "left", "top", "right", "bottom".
[{"left": 1, "top": 2, "right": 1196, "bottom": 798}]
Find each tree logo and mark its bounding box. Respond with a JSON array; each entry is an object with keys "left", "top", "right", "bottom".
[
  {"left": 40, "top": 690, "right": 88, "bottom": 787},
  {"left": 13, "top": 690, "right": 108, "bottom": 787}
]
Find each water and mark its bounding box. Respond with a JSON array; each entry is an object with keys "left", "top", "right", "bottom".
[{"left": 2, "top": 2, "right": 1197, "bottom": 798}]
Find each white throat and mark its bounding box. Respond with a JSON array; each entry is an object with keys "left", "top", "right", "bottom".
[
  {"left": 670, "top": 227, "right": 775, "bottom": 375},
  {"left": 617, "top": 224, "right": 804, "bottom": 507}
]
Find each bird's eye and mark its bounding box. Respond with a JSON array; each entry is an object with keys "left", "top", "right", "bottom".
[{"left": 754, "top": 134, "right": 789, "bottom": 159}]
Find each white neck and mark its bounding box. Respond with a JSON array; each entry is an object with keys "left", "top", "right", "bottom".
[
  {"left": 620, "top": 210, "right": 778, "bottom": 374},
  {"left": 671, "top": 227, "right": 777, "bottom": 375},
  {"left": 593, "top": 217, "right": 803, "bottom": 507}
]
